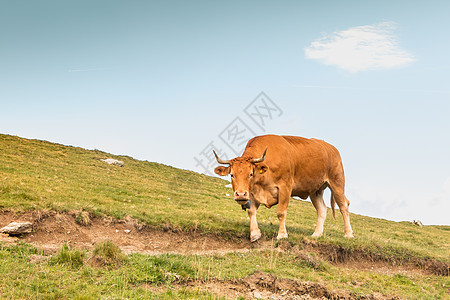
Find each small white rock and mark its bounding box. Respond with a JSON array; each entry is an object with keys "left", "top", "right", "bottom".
[
  {"left": 124, "top": 229, "right": 131, "bottom": 233},
  {"left": 410, "top": 220, "right": 424, "bottom": 227},
  {"left": 226, "top": 193, "right": 230, "bottom": 197},
  {"left": 100, "top": 158, "right": 124, "bottom": 167},
  {"left": 0, "top": 221, "right": 33, "bottom": 235}
]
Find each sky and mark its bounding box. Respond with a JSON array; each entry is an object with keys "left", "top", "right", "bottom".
[{"left": 1, "top": 1, "right": 449, "bottom": 225}]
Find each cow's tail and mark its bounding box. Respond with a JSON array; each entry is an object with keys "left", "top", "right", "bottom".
[{"left": 331, "top": 194, "right": 336, "bottom": 220}]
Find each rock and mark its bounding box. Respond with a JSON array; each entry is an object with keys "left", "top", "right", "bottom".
[
  {"left": 0, "top": 221, "right": 33, "bottom": 235},
  {"left": 253, "top": 291, "right": 262, "bottom": 299},
  {"left": 411, "top": 220, "right": 424, "bottom": 227},
  {"left": 100, "top": 158, "right": 124, "bottom": 167}
]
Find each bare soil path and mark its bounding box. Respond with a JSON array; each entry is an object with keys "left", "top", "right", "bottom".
[{"left": 1, "top": 210, "right": 447, "bottom": 278}]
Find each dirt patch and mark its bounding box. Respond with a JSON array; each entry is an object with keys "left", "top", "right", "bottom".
[
  {"left": 1, "top": 209, "right": 448, "bottom": 278},
  {"left": 301, "top": 238, "right": 449, "bottom": 276},
  {"left": 0, "top": 209, "right": 251, "bottom": 256},
  {"left": 0, "top": 232, "right": 18, "bottom": 243},
  {"left": 29, "top": 254, "right": 48, "bottom": 264},
  {"left": 146, "top": 278, "right": 331, "bottom": 300},
  {"left": 151, "top": 271, "right": 401, "bottom": 299},
  {"left": 180, "top": 275, "right": 335, "bottom": 299},
  {"left": 242, "top": 271, "right": 335, "bottom": 299}
]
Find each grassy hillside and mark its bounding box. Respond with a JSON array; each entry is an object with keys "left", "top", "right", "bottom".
[
  {"left": 0, "top": 134, "right": 449, "bottom": 299},
  {"left": 1, "top": 134, "right": 448, "bottom": 260}
]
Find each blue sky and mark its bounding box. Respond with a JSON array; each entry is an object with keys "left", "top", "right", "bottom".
[{"left": 1, "top": 1, "right": 449, "bottom": 225}]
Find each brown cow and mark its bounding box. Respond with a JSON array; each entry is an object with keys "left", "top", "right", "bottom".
[{"left": 214, "top": 134, "right": 353, "bottom": 242}]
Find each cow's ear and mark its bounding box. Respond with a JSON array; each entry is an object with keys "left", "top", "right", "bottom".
[
  {"left": 214, "top": 166, "right": 230, "bottom": 176},
  {"left": 257, "top": 164, "right": 268, "bottom": 174}
]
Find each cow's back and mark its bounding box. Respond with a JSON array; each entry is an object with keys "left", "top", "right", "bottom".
[
  {"left": 243, "top": 135, "right": 344, "bottom": 197},
  {"left": 243, "top": 135, "right": 296, "bottom": 172}
]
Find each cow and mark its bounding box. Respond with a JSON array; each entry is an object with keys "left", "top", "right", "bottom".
[{"left": 213, "top": 134, "right": 353, "bottom": 242}]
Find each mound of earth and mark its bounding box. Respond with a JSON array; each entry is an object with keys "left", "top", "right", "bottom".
[{"left": 0, "top": 210, "right": 252, "bottom": 255}]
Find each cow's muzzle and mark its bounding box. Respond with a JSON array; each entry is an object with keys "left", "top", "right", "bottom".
[
  {"left": 234, "top": 191, "right": 248, "bottom": 201},
  {"left": 235, "top": 198, "right": 249, "bottom": 205},
  {"left": 234, "top": 191, "right": 250, "bottom": 209}
]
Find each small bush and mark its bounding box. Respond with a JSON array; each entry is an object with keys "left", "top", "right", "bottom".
[
  {"left": 49, "top": 243, "right": 85, "bottom": 268},
  {"left": 91, "top": 240, "right": 127, "bottom": 267}
]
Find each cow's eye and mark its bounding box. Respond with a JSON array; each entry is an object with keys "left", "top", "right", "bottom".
[
  {"left": 230, "top": 174, "right": 234, "bottom": 178},
  {"left": 249, "top": 173, "right": 253, "bottom": 178}
]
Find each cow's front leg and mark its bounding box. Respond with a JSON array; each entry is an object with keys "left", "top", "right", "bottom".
[
  {"left": 276, "top": 187, "right": 290, "bottom": 240},
  {"left": 248, "top": 200, "right": 261, "bottom": 242}
]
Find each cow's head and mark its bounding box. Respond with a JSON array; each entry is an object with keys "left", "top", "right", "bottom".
[{"left": 213, "top": 148, "right": 268, "bottom": 205}]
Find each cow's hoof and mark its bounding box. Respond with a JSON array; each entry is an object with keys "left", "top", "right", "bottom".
[
  {"left": 344, "top": 233, "right": 354, "bottom": 238},
  {"left": 276, "top": 233, "right": 288, "bottom": 240},
  {"left": 311, "top": 232, "right": 323, "bottom": 238},
  {"left": 250, "top": 231, "right": 261, "bottom": 243}
]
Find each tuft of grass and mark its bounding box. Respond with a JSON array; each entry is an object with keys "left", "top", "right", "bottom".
[
  {"left": 295, "top": 252, "right": 327, "bottom": 271},
  {"left": 91, "top": 240, "right": 127, "bottom": 267},
  {"left": 74, "top": 210, "right": 91, "bottom": 226},
  {"left": 49, "top": 243, "right": 85, "bottom": 268}
]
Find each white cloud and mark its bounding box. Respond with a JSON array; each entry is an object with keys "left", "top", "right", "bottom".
[{"left": 305, "top": 22, "right": 415, "bottom": 73}]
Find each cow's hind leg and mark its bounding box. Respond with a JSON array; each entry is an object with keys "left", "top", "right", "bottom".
[
  {"left": 310, "top": 188, "right": 327, "bottom": 238},
  {"left": 330, "top": 186, "right": 353, "bottom": 238},
  {"left": 248, "top": 200, "right": 261, "bottom": 242}
]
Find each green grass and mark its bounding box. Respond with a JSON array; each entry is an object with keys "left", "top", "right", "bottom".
[
  {"left": 49, "top": 243, "right": 85, "bottom": 268},
  {"left": 0, "top": 134, "right": 449, "bottom": 299},
  {"left": 0, "top": 242, "right": 448, "bottom": 299},
  {"left": 0, "top": 242, "right": 222, "bottom": 299},
  {"left": 91, "top": 240, "right": 127, "bottom": 267},
  {"left": 0, "top": 134, "right": 448, "bottom": 261}
]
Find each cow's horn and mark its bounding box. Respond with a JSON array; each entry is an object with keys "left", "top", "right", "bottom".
[
  {"left": 213, "top": 150, "right": 231, "bottom": 165},
  {"left": 252, "top": 147, "right": 267, "bottom": 163}
]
